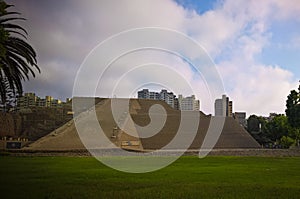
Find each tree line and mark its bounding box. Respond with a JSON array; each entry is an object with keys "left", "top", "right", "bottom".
[{"left": 247, "top": 85, "right": 300, "bottom": 148}]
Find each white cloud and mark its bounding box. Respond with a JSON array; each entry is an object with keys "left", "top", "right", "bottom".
[
  {"left": 218, "top": 60, "right": 297, "bottom": 116},
  {"left": 7, "top": 0, "right": 300, "bottom": 116},
  {"left": 185, "top": 0, "right": 299, "bottom": 116}
]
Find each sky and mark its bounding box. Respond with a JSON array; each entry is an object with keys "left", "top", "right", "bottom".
[{"left": 6, "top": 0, "right": 300, "bottom": 116}]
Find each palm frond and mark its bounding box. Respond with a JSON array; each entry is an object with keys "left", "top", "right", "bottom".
[{"left": 0, "top": 2, "right": 40, "bottom": 109}]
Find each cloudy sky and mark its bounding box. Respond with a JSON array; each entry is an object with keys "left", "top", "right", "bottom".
[{"left": 6, "top": 0, "right": 300, "bottom": 116}]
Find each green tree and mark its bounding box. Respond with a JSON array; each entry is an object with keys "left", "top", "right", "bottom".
[
  {"left": 280, "top": 136, "right": 294, "bottom": 148},
  {"left": 247, "top": 115, "right": 266, "bottom": 133},
  {"left": 0, "top": 1, "right": 40, "bottom": 109},
  {"left": 285, "top": 85, "right": 300, "bottom": 128},
  {"left": 265, "top": 115, "right": 289, "bottom": 142},
  {"left": 288, "top": 126, "right": 300, "bottom": 146},
  {"left": 247, "top": 115, "right": 269, "bottom": 144}
]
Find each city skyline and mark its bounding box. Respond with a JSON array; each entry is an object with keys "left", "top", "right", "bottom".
[
  {"left": 16, "top": 87, "right": 292, "bottom": 118},
  {"left": 6, "top": 0, "right": 300, "bottom": 116}
]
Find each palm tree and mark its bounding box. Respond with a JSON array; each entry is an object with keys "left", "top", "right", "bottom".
[{"left": 0, "top": 1, "right": 40, "bottom": 110}]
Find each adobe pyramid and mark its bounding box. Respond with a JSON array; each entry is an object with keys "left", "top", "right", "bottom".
[{"left": 26, "top": 98, "right": 260, "bottom": 151}]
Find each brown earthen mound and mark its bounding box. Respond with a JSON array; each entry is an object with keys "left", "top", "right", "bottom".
[{"left": 26, "top": 98, "right": 260, "bottom": 151}]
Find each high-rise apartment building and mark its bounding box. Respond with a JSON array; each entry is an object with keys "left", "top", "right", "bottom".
[
  {"left": 17, "top": 93, "right": 37, "bottom": 108},
  {"left": 138, "top": 89, "right": 149, "bottom": 99},
  {"left": 45, "top": 96, "right": 53, "bottom": 107},
  {"left": 137, "top": 89, "right": 176, "bottom": 108},
  {"left": 215, "top": 99, "right": 223, "bottom": 116},
  {"left": 137, "top": 89, "right": 200, "bottom": 111},
  {"left": 178, "top": 94, "right": 200, "bottom": 111},
  {"left": 149, "top": 91, "right": 160, "bottom": 100},
  {"left": 228, "top": 101, "right": 233, "bottom": 117},
  {"left": 160, "top": 90, "right": 176, "bottom": 108},
  {"left": 36, "top": 97, "right": 46, "bottom": 107},
  {"left": 215, "top": 94, "right": 233, "bottom": 117}
]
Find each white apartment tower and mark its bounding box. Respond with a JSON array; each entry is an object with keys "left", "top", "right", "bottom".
[
  {"left": 178, "top": 94, "right": 200, "bottom": 111},
  {"left": 214, "top": 94, "right": 233, "bottom": 117}
]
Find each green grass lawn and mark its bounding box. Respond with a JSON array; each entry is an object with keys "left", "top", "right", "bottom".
[{"left": 0, "top": 156, "right": 300, "bottom": 199}]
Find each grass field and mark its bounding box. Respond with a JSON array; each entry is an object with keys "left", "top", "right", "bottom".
[{"left": 0, "top": 156, "right": 300, "bottom": 199}]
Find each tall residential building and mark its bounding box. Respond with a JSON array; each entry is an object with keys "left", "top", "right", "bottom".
[
  {"left": 17, "top": 92, "right": 37, "bottom": 108},
  {"left": 215, "top": 99, "right": 223, "bottom": 116},
  {"left": 174, "top": 98, "right": 179, "bottom": 110},
  {"left": 137, "top": 89, "right": 201, "bottom": 110},
  {"left": 178, "top": 94, "right": 200, "bottom": 111},
  {"left": 137, "top": 89, "right": 149, "bottom": 99},
  {"left": 51, "top": 99, "right": 62, "bottom": 107},
  {"left": 228, "top": 101, "right": 233, "bottom": 117},
  {"left": 45, "top": 96, "right": 53, "bottom": 107},
  {"left": 160, "top": 90, "right": 176, "bottom": 108},
  {"left": 159, "top": 89, "right": 168, "bottom": 102},
  {"left": 194, "top": 99, "right": 200, "bottom": 111},
  {"left": 137, "top": 89, "right": 180, "bottom": 109},
  {"left": 149, "top": 91, "right": 160, "bottom": 100},
  {"left": 36, "top": 97, "right": 46, "bottom": 107},
  {"left": 214, "top": 94, "right": 233, "bottom": 117},
  {"left": 223, "top": 94, "right": 228, "bottom": 116}
]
